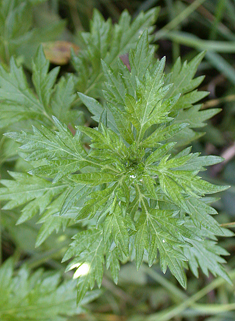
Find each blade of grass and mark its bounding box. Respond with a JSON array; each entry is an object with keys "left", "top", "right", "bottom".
[
  {"left": 143, "top": 265, "right": 235, "bottom": 318},
  {"left": 154, "top": 0, "right": 207, "bottom": 41},
  {"left": 183, "top": 302, "right": 235, "bottom": 315},
  {"left": 146, "top": 270, "right": 235, "bottom": 321},
  {"left": 209, "top": 0, "right": 226, "bottom": 40},
  {"left": 163, "top": 31, "right": 235, "bottom": 85},
  {"left": 225, "top": 0, "right": 235, "bottom": 24},
  {"left": 165, "top": 0, "right": 180, "bottom": 62},
  {"left": 187, "top": 0, "right": 235, "bottom": 41},
  {"left": 165, "top": 31, "right": 235, "bottom": 53},
  {"left": 206, "top": 51, "right": 235, "bottom": 85},
  {"left": 134, "top": 0, "right": 160, "bottom": 16},
  {"left": 67, "top": 0, "right": 83, "bottom": 30},
  {"left": 142, "top": 265, "right": 187, "bottom": 302}
]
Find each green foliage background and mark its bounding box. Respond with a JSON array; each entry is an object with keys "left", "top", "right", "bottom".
[{"left": 0, "top": 0, "right": 235, "bottom": 320}]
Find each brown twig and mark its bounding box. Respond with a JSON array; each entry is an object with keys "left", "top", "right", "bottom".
[
  {"left": 220, "top": 222, "right": 235, "bottom": 228},
  {"left": 202, "top": 95, "right": 235, "bottom": 109},
  {"left": 210, "top": 142, "right": 235, "bottom": 176}
]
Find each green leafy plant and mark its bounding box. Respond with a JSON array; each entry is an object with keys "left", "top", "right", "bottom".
[
  {"left": 0, "top": 0, "right": 65, "bottom": 66},
  {"left": 0, "top": 258, "right": 100, "bottom": 320},
  {"left": 0, "top": 8, "right": 233, "bottom": 307},
  {"left": 0, "top": 46, "right": 80, "bottom": 128},
  {"left": 73, "top": 7, "right": 159, "bottom": 101}
]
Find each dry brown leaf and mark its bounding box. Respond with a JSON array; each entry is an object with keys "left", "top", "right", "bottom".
[{"left": 42, "top": 41, "right": 79, "bottom": 65}]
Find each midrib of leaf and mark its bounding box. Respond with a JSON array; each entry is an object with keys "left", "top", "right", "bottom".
[
  {"left": 147, "top": 212, "right": 185, "bottom": 285},
  {"left": 28, "top": 129, "right": 123, "bottom": 169},
  {"left": 1, "top": 75, "right": 53, "bottom": 123},
  {"left": 27, "top": 135, "right": 81, "bottom": 160},
  {"left": 168, "top": 70, "right": 188, "bottom": 98},
  {"left": 113, "top": 214, "right": 126, "bottom": 246},
  {"left": 103, "top": 165, "right": 121, "bottom": 174},
  {"left": 55, "top": 83, "right": 73, "bottom": 121},
  {"left": 189, "top": 240, "right": 218, "bottom": 267},
  {"left": 139, "top": 190, "right": 184, "bottom": 283},
  {"left": 137, "top": 82, "right": 158, "bottom": 144},
  {"left": 80, "top": 233, "right": 104, "bottom": 286},
  {"left": 1, "top": 184, "right": 67, "bottom": 197},
  {"left": 90, "top": 234, "right": 103, "bottom": 259}
]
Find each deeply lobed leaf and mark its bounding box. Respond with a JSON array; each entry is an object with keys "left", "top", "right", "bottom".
[{"left": 0, "top": 258, "right": 100, "bottom": 320}]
